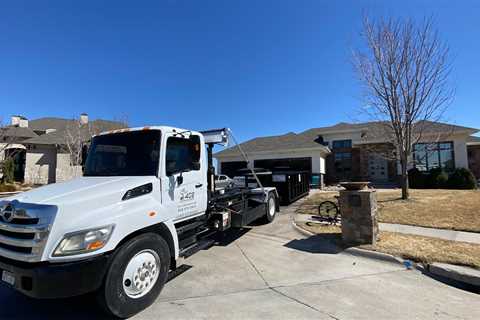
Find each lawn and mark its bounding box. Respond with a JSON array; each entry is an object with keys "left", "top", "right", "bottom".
[
  {"left": 297, "top": 189, "right": 480, "bottom": 233},
  {"left": 296, "top": 222, "right": 480, "bottom": 269}
]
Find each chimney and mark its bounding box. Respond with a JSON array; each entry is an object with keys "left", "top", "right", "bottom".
[
  {"left": 11, "top": 115, "right": 28, "bottom": 127},
  {"left": 80, "top": 113, "right": 89, "bottom": 125}
]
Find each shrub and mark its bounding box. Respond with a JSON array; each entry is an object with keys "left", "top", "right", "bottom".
[
  {"left": 0, "top": 159, "right": 14, "bottom": 184},
  {"left": 426, "top": 168, "right": 449, "bottom": 189},
  {"left": 448, "top": 168, "right": 478, "bottom": 190},
  {"left": 408, "top": 168, "right": 426, "bottom": 189}
]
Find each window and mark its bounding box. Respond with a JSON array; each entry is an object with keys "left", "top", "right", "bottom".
[
  {"left": 84, "top": 130, "right": 160, "bottom": 176},
  {"left": 334, "top": 152, "right": 352, "bottom": 179},
  {"left": 166, "top": 136, "right": 201, "bottom": 175},
  {"left": 414, "top": 142, "right": 454, "bottom": 171},
  {"left": 332, "top": 140, "right": 352, "bottom": 149}
]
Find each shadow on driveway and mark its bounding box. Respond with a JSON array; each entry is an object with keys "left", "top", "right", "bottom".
[{"left": 284, "top": 233, "right": 344, "bottom": 254}]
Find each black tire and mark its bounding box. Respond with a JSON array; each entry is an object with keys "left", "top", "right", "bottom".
[
  {"left": 317, "top": 201, "right": 339, "bottom": 224},
  {"left": 96, "top": 233, "right": 170, "bottom": 318},
  {"left": 264, "top": 192, "right": 278, "bottom": 223}
]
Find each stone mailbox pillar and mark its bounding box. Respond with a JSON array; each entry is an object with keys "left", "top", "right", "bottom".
[{"left": 338, "top": 186, "right": 378, "bottom": 246}]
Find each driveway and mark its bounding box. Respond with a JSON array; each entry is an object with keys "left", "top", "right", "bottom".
[{"left": 0, "top": 206, "right": 479, "bottom": 319}]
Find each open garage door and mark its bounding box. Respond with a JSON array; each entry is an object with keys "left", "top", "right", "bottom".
[{"left": 253, "top": 157, "right": 311, "bottom": 174}]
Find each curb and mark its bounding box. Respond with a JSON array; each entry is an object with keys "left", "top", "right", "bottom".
[
  {"left": 425, "top": 263, "right": 480, "bottom": 292},
  {"left": 343, "top": 247, "right": 405, "bottom": 266},
  {"left": 0, "top": 191, "right": 21, "bottom": 197},
  {"left": 291, "top": 220, "right": 316, "bottom": 237}
]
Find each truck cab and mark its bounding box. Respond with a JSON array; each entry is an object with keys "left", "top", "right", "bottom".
[{"left": 0, "top": 126, "right": 278, "bottom": 318}]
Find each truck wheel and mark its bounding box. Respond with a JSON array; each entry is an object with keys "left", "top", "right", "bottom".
[
  {"left": 264, "top": 193, "right": 277, "bottom": 223},
  {"left": 97, "top": 233, "right": 170, "bottom": 318}
]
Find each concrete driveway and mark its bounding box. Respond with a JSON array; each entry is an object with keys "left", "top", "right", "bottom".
[{"left": 1, "top": 208, "right": 479, "bottom": 319}]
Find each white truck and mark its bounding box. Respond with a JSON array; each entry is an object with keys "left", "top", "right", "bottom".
[{"left": 0, "top": 126, "right": 279, "bottom": 318}]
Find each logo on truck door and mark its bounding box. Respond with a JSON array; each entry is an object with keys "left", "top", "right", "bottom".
[{"left": 179, "top": 188, "right": 195, "bottom": 201}]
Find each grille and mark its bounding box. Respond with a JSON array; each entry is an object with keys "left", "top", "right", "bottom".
[{"left": 0, "top": 201, "right": 56, "bottom": 263}]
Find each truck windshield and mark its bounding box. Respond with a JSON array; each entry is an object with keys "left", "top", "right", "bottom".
[{"left": 84, "top": 130, "right": 160, "bottom": 176}]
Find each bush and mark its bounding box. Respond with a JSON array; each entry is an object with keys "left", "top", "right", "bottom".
[
  {"left": 448, "top": 168, "right": 478, "bottom": 190},
  {"left": 426, "top": 168, "right": 449, "bottom": 189},
  {"left": 0, "top": 159, "right": 14, "bottom": 184},
  {"left": 408, "top": 168, "right": 426, "bottom": 189}
]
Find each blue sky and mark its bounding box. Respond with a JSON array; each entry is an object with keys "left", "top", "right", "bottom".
[{"left": 0, "top": 0, "right": 479, "bottom": 142}]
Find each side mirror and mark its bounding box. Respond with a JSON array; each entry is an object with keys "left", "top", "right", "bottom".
[
  {"left": 192, "top": 161, "right": 200, "bottom": 170},
  {"left": 177, "top": 174, "right": 184, "bottom": 185}
]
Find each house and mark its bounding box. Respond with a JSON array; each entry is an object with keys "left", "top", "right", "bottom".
[
  {"left": 467, "top": 135, "right": 480, "bottom": 180},
  {"left": 214, "top": 121, "right": 480, "bottom": 187},
  {"left": 0, "top": 114, "right": 125, "bottom": 185}
]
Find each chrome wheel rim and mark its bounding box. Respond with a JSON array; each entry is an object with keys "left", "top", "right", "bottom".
[
  {"left": 268, "top": 197, "right": 276, "bottom": 217},
  {"left": 122, "top": 249, "right": 160, "bottom": 299}
]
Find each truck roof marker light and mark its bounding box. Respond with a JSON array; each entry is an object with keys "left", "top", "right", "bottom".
[{"left": 143, "top": 126, "right": 150, "bottom": 131}]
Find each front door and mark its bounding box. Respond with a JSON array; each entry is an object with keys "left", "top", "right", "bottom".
[
  {"left": 368, "top": 153, "right": 388, "bottom": 182},
  {"left": 163, "top": 134, "right": 207, "bottom": 222}
]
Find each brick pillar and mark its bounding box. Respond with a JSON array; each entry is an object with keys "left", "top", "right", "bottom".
[{"left": 338, "top": 189, "right": 378, "bottom": 245}]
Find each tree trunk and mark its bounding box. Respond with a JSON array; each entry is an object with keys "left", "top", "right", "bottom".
[{"left": 400, "top": 155, "right": 409, "bottom": 200}]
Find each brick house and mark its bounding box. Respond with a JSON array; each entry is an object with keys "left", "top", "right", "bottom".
[
  {"left": 215, "top": 121, "right": 480, "bottom": 186},
  {"left": 0, "top": 114, "right": 124, "bottom": 185}
]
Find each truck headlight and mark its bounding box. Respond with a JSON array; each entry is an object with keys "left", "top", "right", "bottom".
[{"left": 53, "top": 225, "right": 114, "bottom": 257}]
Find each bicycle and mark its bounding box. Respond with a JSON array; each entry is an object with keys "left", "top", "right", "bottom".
[{"left": 312, "top": 196, "right": 341, "bottom": 225}]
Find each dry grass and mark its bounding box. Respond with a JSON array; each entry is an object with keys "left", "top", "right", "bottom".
[
  {"left": 0, "top": 184, "right": 17, "bottom": 193},
  {"left": 363, "top": 232, "right": 480, "bottom": 269},
  {"left": 377, "top": 189, "right": 480, "bottom": 233},
  {"left": 297, "top": 189, "right": 480, "bottom": 233},
  {"left": 296, "top": 222, "right": 480, "bottom": 269}
]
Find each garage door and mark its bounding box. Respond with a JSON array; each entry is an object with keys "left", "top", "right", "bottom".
[{"left": 253, "top": 157, "right": 311, "bottom": 173}]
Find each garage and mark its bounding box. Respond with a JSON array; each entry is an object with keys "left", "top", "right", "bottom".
[
  {"left": 253, "top": 157, "right": 312, "bottom": 174},
  {"left": 220, "top": 161, "right": 247, "bottom": 178}
]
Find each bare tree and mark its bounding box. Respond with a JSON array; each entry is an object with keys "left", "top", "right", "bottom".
[
  {"left": 63, "top": 116, "right": 129, "bottom": 167},
  {"left": 64, "top": 120, "right": 92, "bottom": 167},
  {"left": 353, "top": 16, "right": 453, "bottom": 199}
]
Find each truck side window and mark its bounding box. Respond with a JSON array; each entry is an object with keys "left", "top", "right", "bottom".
[{"left": 166, "top": 136, "right": 201, "bottom": 176}]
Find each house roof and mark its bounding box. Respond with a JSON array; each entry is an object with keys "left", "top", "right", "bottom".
[
  {"left": 23, "top": 120, "right": 125, "bottom": 145},
  {"left": 468, "top": 135, "right": 480, "bottom": 145},
  {"left": 215, "top": 120, "right": 479, "bottom": 158},
  {"left": 1, "top": 126, "right": 38, "bottom": 139},
  {"left": 28, "top": 117, "right": 74, "bottom": 131},
  {"left": 214, "top": 132, "right": 330, "bottom": 158}
]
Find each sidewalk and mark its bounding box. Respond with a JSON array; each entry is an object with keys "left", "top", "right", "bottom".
[
  {"left": 379, "top": 223, "right": 480, "bottom": 244},
  {"left": 295, "top": 214, "right": 480, "bottom": 245}
]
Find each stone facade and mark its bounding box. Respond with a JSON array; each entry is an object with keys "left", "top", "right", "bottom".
[
  {"left": 338, "top": 189, "right": 378, "bottom": 246},
  {"left": 24, "top": 145, "right": 57, "bottom": 185}
]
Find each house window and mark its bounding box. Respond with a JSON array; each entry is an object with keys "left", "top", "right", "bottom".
[
  {"left": 414, "top": 142, "right": 454, "bottom": 171},
  {"left": 334, "top": 152, "right": 352, "bottom": 179},
  {"left": 332, "top": 140, "right": 352, "bottom": 149}
]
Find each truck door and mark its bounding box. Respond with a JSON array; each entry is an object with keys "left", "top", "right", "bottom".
[{"left": 164, "top": 133, "right": 207, "bottom": 221}]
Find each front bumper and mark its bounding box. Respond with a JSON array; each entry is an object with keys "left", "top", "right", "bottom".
[{"left": 0, "top": 254, "right": 111, "bottom": 299}]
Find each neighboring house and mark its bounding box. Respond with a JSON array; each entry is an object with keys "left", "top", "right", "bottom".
[
  {"left": 0, "top": 114, "right": 124, "bottom": 185},
  {"left": 467, "top": 135, "right": 480, "bottom": 181},
  {"left": 214, "top": 121, "right": 480, "bottom": 187}
]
